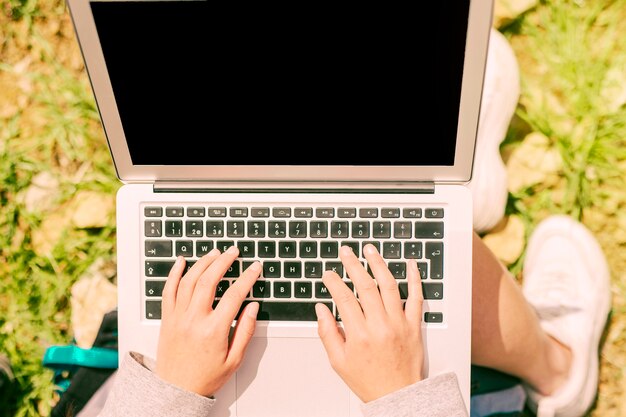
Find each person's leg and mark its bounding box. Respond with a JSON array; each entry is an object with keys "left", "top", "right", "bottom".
[{"left": 470, "top": 232, "right": 572, "bottom": 396}]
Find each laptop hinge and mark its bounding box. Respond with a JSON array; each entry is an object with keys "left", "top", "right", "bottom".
[{"left": 153, "top": 181, "right": 436, "bottom": 194}]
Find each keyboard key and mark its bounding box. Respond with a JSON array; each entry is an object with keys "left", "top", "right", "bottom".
[
  {"left": 185, "top": 221, "right": 203, "bottom": 237},
  {"left": 373, "top": 221, "right": 391, "bottom": 238},
  {"left": 320, "top": 241, "right": 339, "bottom": 258},
  {"left": 294, "top": 282, "right": 312, "bottom": 298},
  {"left": 206, "top": 221, "right": 224, "bottom": 237},
  {"left": 359, "top": 208, "right": 378, "bottom": 218},
  {"left": 258, "top": 241, "right": 276, "bottom": 258},
  {"left": 382, "top": 242, "right": 401, "bottom": 259},
  {"left": 248, "top": 221, "right": 266, "bottom": 237},
  {"left": 208, "top": 207, "right": 227, "bottom": 217},
  {"left": 196, "top": 241, "right": 214, "bottom": 256},
  {"left": 340, "top": 241, "right": 360, "bottom": 257},
  {"left": 403, "top": 208, "right": 422, "bottom": 218},
  {"left": 230, "top": 207, "right": 248, "bottom": 217},
  {"left": 426, "top": 242, "right": 443, "bottom": 279},
  {"left": 418, "top": 262, "right": 428, "bottom": 279},
  {"left": 305, "top": 262, "right": 323, "bottom": 278},
  {"left": 272, "top": 207, "right": 291, "bottom": 218},
  {"left": 215, "top": 280, "right": 229, "bottom": 297},
  {"left": 310, "top": 221, "right": 328, "bottom": 238},
  {"left": 144, "top": 207, "right": 162, "bottom": 217},
  {"left": 388, "top": 262, "right": 406, "bottom": 279},
  {"left": 251, "top": 207, "right": 270, "bottom": 217},
  {"left": 241, "top": 301, "right": 332, "bottom": 321},
  {"left": 145, "top": 261, "right": 175, "bottom": 277},
  {"left": 216, "top": 241, "right": 235, "bottom": 253},
  {"left": 330, "top": 221, "right": 349, "bottom": 238},
  {"left": 415, "top": 222, "right": 444, "bottom": 239},
  {"left": 381, "top": 208, "right": 400, "bottom": 218},
  {"left": 253, "top": 281, "right": 271, "bottom": 298},
  {"left": 278, "top": 241, "right": 297, "bottom": 258},
  {"left": 269, "top": 221, "right": 287, "bottom": 238},
  {"left": 316, "top": 208, "right": 334, "bottom": 218},
  {"left": 146, "top": 300, "right": 162, "bottom": 319},
  {"left": 145, "top": 240, "right": 172, "bottom": 257},
  {"left": 423, "top": 283, "right": 443, "bottom": 300},
  {"left": 225, "top": 261, "right": 240, "bottom": 278},
  {"left": 299, "top": 241, "right": 317, "bottom": 258},
  {"left": 175, "top": 241, "right": 193, "bottom": 257},
  {"left": 237, "top": 241, "right": 255, "bottom": 258},
  {"left": 352, "top": 222, "right": 370, "bottom": 238},
  {"left": 424, "top": 312, "right": 444, "bottom": 323},
  {"left": 227, "top": 221, "right": 245, "bottom": 237},
  {"left": 289, "top": 221, "right": 307, "bottom": 238},
  {"left": 398, "top": 282, "right": 408, "bottom": 299},
  {"left": 315, "top": 282, "right": 332, "bottom": 299},
  {"left": 394, "top": 221, "right": 412, "bottom": 239},
  {"left": 165, "top": 207, "right": 184, "bottom": 217},
  {"left": 294, "top": 207, "right": 313, "bottom": 218},
  {"left": 144, "top": 220, "right": 162, "bottom": 237},
  {"left": 337, "top": 208, "right": 356, "bottom": 218},
  {"left": 404, "top": 242, "right": 422, "bottom": 259},
  {"left": 187, "top": 207, "right": 205, "bottom": 217},
  {"left": 325, "top": 262, "right": 343, "bottom": 277},
  {"left": 263, "top": 261, "right": 281, "bottom": 278},
  {"left": 164, "top": 220, "right": 183, "bottom": 237},
  {"left": 145, "top": 280, "right": 165, "bottom": 297},
  {"left": 362, "top": 241, "right": 381, "bottom": 252},
  {"left": 284, "top": 262, "right": 302, "bottom": 278},
  {"left": 274, "top": 282, "right": 291, "bottom": 298},
  {"left": 425, "top": 208, "right": 444, "bottom": 218}
]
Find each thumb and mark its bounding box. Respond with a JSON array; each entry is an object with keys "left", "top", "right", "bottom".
[
  {"left": 227, "top": 302, "right": 259, "bottom": 367},
  {"left": 315, "top": 303, "right": 345, "bottom": 368}
]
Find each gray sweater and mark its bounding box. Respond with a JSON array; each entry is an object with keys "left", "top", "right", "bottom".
[{"left": 98, "top": 352, "right": 468, "bottom": 417}]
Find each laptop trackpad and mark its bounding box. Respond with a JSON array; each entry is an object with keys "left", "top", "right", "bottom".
[{"left": 235, "top": 337, "right": 351, "bottom": 417}]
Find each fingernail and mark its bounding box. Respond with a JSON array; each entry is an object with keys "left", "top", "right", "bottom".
[
  {"left": 227, "top": 246, "right": 239, "bottom": 255},
  {"left": 208, "top": 248, "right": 220, "bottom": 256},
  {"left": 248, "top": 261, "right": 261, "bottom": 272},
  {"left": 174, "top": 256, "right": 184, "bottom": 267},
  {"left": 340, "top": 246, "right": 352, "bottom": 256},
  {"left": 409, "top": 260, "right": 417, "bottom": 271},
  {"left": 246, "top": 302, "right": 259, "bottom": 318}
]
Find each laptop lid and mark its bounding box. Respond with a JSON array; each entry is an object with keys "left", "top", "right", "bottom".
[{"left": 67, "top": 0, "right": 491, "bottom": 184}]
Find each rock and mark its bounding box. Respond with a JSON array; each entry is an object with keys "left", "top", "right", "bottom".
[
  {"left": 481, "top": 215, "right": 526, "bottom": 265},
  {"left": 493, "top": 0, "right": 538, "bottom": 27},
  {"left": 30, "top": 208, "right": 74, "bottom": 256},
  {"left": 601, "top": 65, "right": 626, "bottom": 113},
  {"left": 70, "top": 259, "right": 117, "bottom": 348},
  {"left": 20, "top": 171, "right": 59, "bottom": 213},
  {"left": 506, "top": 132, "right": 562, "bottom": 194},
  {"left": 70, "top": 191, "right": 115, "bottom": 229}
]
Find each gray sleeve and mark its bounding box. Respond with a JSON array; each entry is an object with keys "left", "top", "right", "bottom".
[
  {"left": 360, "top": 372, "right": 469, "bottom": 417},
  {"left": 98, "top": 352, "right": 215, "bottom": 417}
]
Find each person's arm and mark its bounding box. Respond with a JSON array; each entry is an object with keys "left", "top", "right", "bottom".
[
  {"left": 98, "top": 247, "right": 261, "bottom": 416},
  {"left": 316, "top": 245, "right": 468, "bottom": 417}
]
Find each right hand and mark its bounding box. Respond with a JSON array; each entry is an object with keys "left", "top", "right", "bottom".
[{"left": 315, "top": 244, "right": 425, "bottom": 403}]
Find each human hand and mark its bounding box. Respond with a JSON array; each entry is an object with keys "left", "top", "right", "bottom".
[
  {"left": 155, "top": 247, "right": 261, "bottom": 397},
  {"left": 315, "top": 244, "right": 424, "bottom": 403}
]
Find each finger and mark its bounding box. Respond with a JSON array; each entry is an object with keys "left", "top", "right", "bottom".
[
  {"left": 315, "top": 303, "right": 346, "bottom": 371},
  {"left": 404, "top": 260, "right": 424, "bottom": 330},
  {"left": 226, "top": 302, "right": 259, "bottom": 369},
  {"left": 175, "top": 248, "right": 221, "bottom": 309},
  {"left": 161, "top": 256, "right": 186, "bottom": 319},
  {"left": 362, "top": 244, "right": 404, "bottom": 319},
  {"left": 188, "top": 246, "right": 247, "bottom": 313},
  {"left": 322, "top": 269, "right": 365, "bottom": 333},
  {"left": 340, "top": 245, "right": 386, "bottom": 319},
  {"left": 213, "top": 261, "right": 262, "bottom": 323}
]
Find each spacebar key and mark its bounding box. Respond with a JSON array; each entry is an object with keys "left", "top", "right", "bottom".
[{"left": 241, "top": 301, "right": 332, "bottom": 321}]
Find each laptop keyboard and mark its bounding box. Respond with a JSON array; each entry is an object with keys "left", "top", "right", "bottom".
[{"left": 143, "top": 205, "right": 445, "bottom": 323}]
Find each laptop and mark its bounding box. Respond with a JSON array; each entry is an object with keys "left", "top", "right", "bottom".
[{"left": 67, "top": 1, "right": 492, "bottom": 415}]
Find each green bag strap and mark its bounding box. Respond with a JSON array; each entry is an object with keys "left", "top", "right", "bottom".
[{"left": 43, "top": 345, "right": 119, "bottom": 370}]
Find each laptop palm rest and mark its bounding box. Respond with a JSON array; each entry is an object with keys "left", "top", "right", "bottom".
[{"left": 234, "top": 337, "right": 351, "bottom": 416}]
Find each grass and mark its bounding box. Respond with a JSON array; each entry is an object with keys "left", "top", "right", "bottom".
[{"left": 0, "top": 0, "right": 625, "bottom": 416}]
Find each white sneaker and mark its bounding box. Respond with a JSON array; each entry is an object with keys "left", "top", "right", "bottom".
[
  {"left": 522, "top": 215, "right": 611, "bottom": 417},
  {"left": 468, "top": 29, "right": 520, "bottom": 233}
]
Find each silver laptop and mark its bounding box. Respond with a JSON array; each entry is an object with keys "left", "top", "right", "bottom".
[{"left": 67, "top": 1, "right": 492, "bottom": 415}]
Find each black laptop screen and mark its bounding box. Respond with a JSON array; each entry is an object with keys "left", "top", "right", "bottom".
[{"left": 90, "top": 1, "right": 469, "bottom": 166}]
